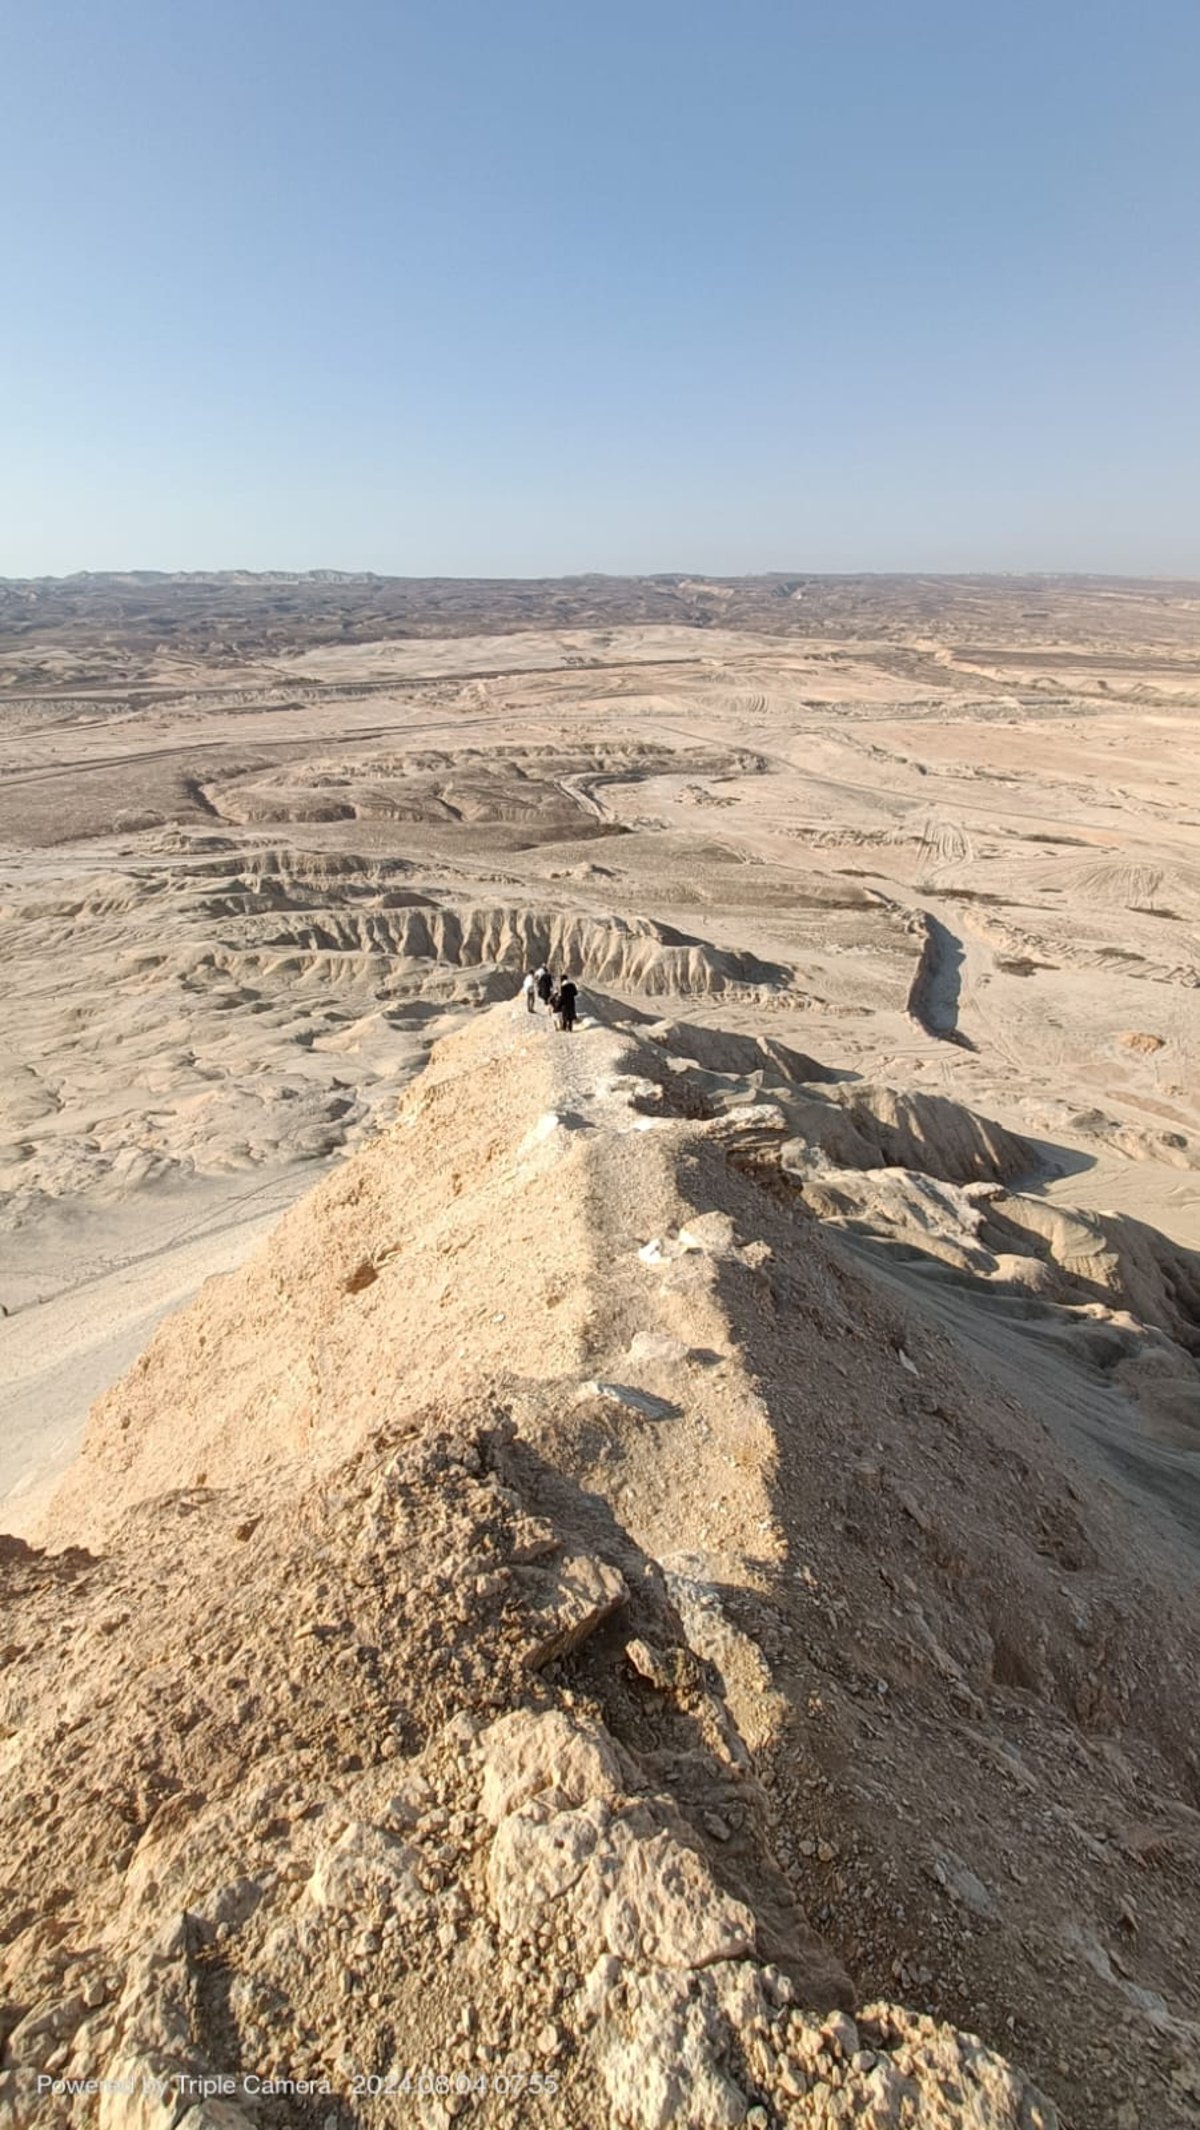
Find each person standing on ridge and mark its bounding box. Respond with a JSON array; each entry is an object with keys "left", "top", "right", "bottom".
[
  {"left": 535, "top": 964, "right": 554, "bottom": 1010},
  {"left": 521, "top": 969, "right": 537, "bottom": 1013},
  {"left": 554, "top": 976, "right": 578, "bottom": 1033}
]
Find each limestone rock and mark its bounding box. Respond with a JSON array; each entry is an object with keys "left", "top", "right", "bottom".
[
  {"left": 486, "top": 1738, "right": 755, "bottom": 1974},
  {"left": 598, "top": 1968, "right": 749, "bottom": 2130},
  {"left": 596, "top": 1825, "right": 756, "bottom": 1969},
  {"left": 98, "top": 2056, "right": 198, "bottom": 2130},
  {"left": 306, "top": 1822, "right": 426, "bottom": 1918},
  {"left": 4, "top": 1993, "right": 87, "bottom": 2071},
  {"left": 479, "top": 1709, "right": 626, "bottom": 1823},
  {"left": 525, "top": 1551, "right": 627, "bottom": 1667},
  {"left": 488, "top": 1795, "right": 607, "bottom": 1936}
]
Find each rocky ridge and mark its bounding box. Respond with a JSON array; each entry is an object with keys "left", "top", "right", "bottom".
[{"left": 5, "top": 1002, "right": 1200, "bottom": 2127}]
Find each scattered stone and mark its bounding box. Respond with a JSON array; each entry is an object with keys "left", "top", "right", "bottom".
[
  {"left": 628, "top": 1331, "right": 692, "bottom": 1366},
  {"left": 525, "top": 1552, "right": 628, "bottom": 1668},
  {"left": 1118, "top": 1031, "right": 1165, "bottom": 1054},
  {"left": 778, "top": 2054, "right": 808, "bottom": 2098},
  {"left": 930, "top": 1849, "right": 998, "bottom": 1921},
  {"left": 626, "top": 1637, "right": 675, "bottom": 1692},
  {"left": 578, "top": 1381, "right": 679, "bottom": 1421}
]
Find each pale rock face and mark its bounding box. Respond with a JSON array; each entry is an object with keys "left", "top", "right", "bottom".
[
  {"left": 117, "top": 1804, "right": 264, "bottom": 1930},
  {"left": 384, "top": 1769, "right": 435, "bottom": 1826},
  {"left": 479, "top": 1706, "right": 627, "bottom": 1822},
  {"left": 98, "top": 2056, "right": 198, "bottom": 2130},
  {"left": 2, "top": 1995, "right": 87, "bottom": 2073},
  {"left": 473, "top": 1702, "right": 1062, "bottom": 2130},
  {"left": 109, "top": 1948, "right": 193, "bottom": 2064},
  {"left": 0, "top": 2069, "right": 44, "bottom": 2129},
  {"left": 484, "top": 1710, "right": 757, "bottom": 1980},
  {"left": 598, "top": 1968, "right": 749, "bottom": 2130},
  {"left": 488, "top": 1794, "right": 608, "bottom": 1934},
  {"left": 593, "top": 1824, "right": 756, "bottom": 1969},
  {"left": 577, "top": 1952, "right": 624, "bottom": 2028},
  {"left": 855, "top": 2006, "right": 1061, "bottom": 2130},
  {"left": 708, "top": 1956, "right": 773, "bottom": 2031},
  {"left": 306, "top": 1821, "right": 426, "bottom": 1917}
]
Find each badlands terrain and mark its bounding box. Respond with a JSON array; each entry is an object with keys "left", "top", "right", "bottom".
[{"left": 1, "top": 572, "right": 1199, "bottom": 2128}]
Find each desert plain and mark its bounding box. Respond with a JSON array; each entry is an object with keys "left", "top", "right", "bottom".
[
  {"left": 1, "top": 571, "right": 1199, "bottom": 2130},
  {"left": 3, "top": 572, "right": 1198, "bottom": 1531}
]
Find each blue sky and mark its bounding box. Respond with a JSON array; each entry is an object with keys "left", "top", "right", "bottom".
[{"left": 2, "top": 0, "right": 1198, "bottom": 575}]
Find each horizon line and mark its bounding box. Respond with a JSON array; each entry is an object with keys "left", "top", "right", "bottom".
[{"left": 4, "top": 565, "right": 1200, "bottom": 589}]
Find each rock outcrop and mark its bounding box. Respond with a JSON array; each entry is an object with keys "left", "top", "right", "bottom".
[{"left": 0, "top": 1409, "right": 1058, "bottom": 2130}]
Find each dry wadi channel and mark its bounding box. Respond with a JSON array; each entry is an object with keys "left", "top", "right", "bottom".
[{"left": 0, "top": 573, "right": 1199, "bottom": 2130}]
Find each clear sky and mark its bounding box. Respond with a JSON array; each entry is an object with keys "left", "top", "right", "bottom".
[{"left": 2, "top": 0, "right": 1198, "bottom": 577}]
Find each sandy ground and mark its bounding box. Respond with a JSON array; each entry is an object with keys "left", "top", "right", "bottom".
[
  {"left": 0, "top": 1165, "right": 315, "bottom": 1532},
  {"left": 1, "top": 573, "right": 1198, "bottom": 1537}
]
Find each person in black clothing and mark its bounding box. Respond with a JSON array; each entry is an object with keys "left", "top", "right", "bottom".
[
  {"left": 554, "top": 976, "right": 578, "bottom": 1032},
  {"left": 535, "top": 964, "right": 554, "bottom": 1008}
]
